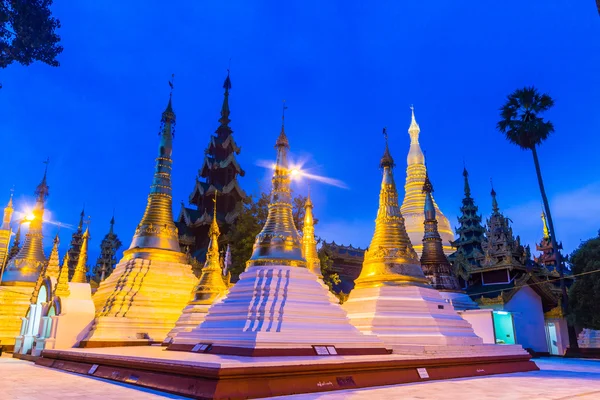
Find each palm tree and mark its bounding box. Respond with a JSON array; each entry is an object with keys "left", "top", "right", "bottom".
[{"left": 497, "top": 86, "right": 579, "bottom": 351}]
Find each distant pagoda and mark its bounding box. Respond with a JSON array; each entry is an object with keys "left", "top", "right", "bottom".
[
  {"left": 448, "top": 168, "right": 486, "bottom": 286},
  {"left": 66, "top": 208, "right": 87, "bottom": 279},
  {"left": 91, "top": 215, "right": 122, "bottom": 283},
  {"left": 420, "top": 173, "right": 461, "bottom": 291},
  {"left": 534, "top": 211, "right": 562, "bottom": 272},
  {"left": 0, "top": 191, "right": 14, "bottom": 270},
  {"left": 7, "top": 223, "right": 21, "bottom": 262},
  {"left": 176, "top": 71, "right": 246, "bottom": 273},
  {"left": 477, "top": 188, "right": 528, "bottom": 275},
  {"left": 400, "top": 107, "right": 454, "bottom": 256}
]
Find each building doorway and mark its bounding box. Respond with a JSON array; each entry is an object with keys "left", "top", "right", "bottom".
[
  {"left": 545, "top": 322, "right": 559, "bottom": 355},
  {"left": 492, "top": 311, "right": 516, "bottom": 345}
]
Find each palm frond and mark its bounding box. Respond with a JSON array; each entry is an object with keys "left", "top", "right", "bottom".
[{"left": 497, "top": 86, "right": 555, "bottom": 149}]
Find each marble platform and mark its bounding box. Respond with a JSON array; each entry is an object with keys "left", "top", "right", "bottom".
[
  {"left": 169, "top": 265, "right": 387, "bottom": 356},
  {"left": 163, "top": 298, "right": 224, "bottom": 344},
  {"left": 38, "top": 345, "right": 537, "bottom": 399},
  {"left": 342, "top": 284, "right": 531, "bottom": 361},
  {"left": 81, "top": 258, "right": 197, "bottom": 347},
  {"left": 0, "top": 286, "right": 34, "bottom": 350}
]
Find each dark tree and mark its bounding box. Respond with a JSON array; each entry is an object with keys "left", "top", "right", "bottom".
[
  {"left": 0, "top": 0, "right": 62, "bottom": 72},
  {"left": 568, "top": 231, "right": 600, "bottom": 330},
  {"left": 497, "top": 86, "right": 578, "bottom": 350}
]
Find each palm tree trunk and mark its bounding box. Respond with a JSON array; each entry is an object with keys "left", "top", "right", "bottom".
[{"left": 531, "top": 145, "right": 579, "bottom": 351}]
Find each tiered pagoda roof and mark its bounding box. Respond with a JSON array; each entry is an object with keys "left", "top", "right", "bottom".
[
  {"left": 477, "top": 188, "right": 528, "bottom": 272},
  {"left": 448, "top": 168, "right": 486, "bottom": 283},
  {"left": 176, "top": 71, "right": 246, "bottom": 271}
]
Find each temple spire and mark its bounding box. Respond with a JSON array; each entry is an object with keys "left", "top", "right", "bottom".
[
  {"left": 71, "top": 227, "right": 89, "bottom": 283},
  {"left": 420, "top": 174, "right": 461, "bottom": 291},
  {"left": 380, "top": 127, "right": 395, "bottom": 168},
  {"left": 407, "top": 106, "right": 424, "bottom": 165},
  {"left": 45, "top": 233, "right": 61, "bottom": 279},
  {"left": 219, "top": 69, "right": 232, "bottom": 128},
  {"left": 77, "top": 207, "right": 85, "bottom": 231},
  {"left": 125, "top": 83, "right": 183, "bottom": 261},
  {"left": 7, "top": 223, "right": 21, "bottom": 260},
  {"left": 247, "top": 106, "right": 305, "bottom": 267},
  {"left": 491, "top": 181, "right": 499, "bottom": 214},
  {"left": 354, "top": 128, "right": 424, "bottom": 288},
  {"left": 302, "top": 191, "right": 321, "bottom": 276},
  {"left": 463, "top": 167, "right": 471, "bottom": 198},
  {"left": 2, "top": 189, "right": 14, "bottom": 230},
  {"left": 54, "top": 252, "right": 70, "bottom": 296},
  {"left": 1, "top": 163, "right": 49, "bottom": 285},
  {"left": 541, "top": 211, "right": 550, "bottom": 239},
  {"left": 190, "top": 192, "right": 228, "bottom": 304}
]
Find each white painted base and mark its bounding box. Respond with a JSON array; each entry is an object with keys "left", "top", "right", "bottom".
[
  {"left": 83, "top": 257, "right": 197, "bottom": 344},
  {"left": 173, "top": 265, "right": 385, "bottom": 350},
  {"left": 344, "top": 285, "right": 529, "bottom": 357},
  {"left": 440, "top": 291, "right": 479, "bottom": 311},
  {"left": 165, "top": 296, "right": 224, "bottom": 342},
  {"left": 578, "top": 328, "right": 600, "bottom": 349},
  {"left": 344, "top": 285, "right": 484, "bottom": 348},
  {"left": 32, "top": 283, "right": 95, "bottom": 356}
]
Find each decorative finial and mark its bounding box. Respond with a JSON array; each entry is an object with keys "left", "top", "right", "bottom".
[
  {"left": 541, "top": 211, "right": 550, "bottom": 239},
  {"left": 169, "top": 73, "right": 175, "bottom": 96},
  {"left": 282, "top": 100, "right": 287, "bottom": 128},
  {"left": 43, "top": 157, "right": 49, "bottom": 176},
  {"left": 223, "top": 67, "right": 232, "bottom": 92},
  {"left": 380, "top": 127, "right": 395, "bottom": 168},
  {"left": 422, "top": 171, "right": 434, "bottom": 194},
  {"left": 463, "top": 166, "right": 471, "bottom": 197},
  {"left": 490, "top": 179, "right": 499, "bottom": 213},
  {"left": 213, "top": 190, "right": 218, "bottom": 219}
]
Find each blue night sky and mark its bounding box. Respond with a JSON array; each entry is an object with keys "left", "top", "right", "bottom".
[{"left": 1, "top": 1, "right": 599, "bottom": 264}]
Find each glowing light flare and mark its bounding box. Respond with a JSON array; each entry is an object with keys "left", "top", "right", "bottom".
[
  {"left": 255, "top": 159, "right": 348, "bottom": 189},
  {"left": 25, "top": 213, "right": 35, "bottom": 221}
]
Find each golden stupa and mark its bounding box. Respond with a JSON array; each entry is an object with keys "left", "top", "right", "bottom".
[
  {"left": 0, "top": 166, "right": 49, "bottom": 349},
  {"left": 83, "top": 87, "right": 197, "bottom": 346},
  {"left": 353, "top": 128, "right": 427, "bottom": 288},
  {"left": 302, "top": 193, "right": 321, "bottom": 276},
  {"left": 400, "top": 107, "right": 454, "bottom": 256},
  {"left": 165, "top": 194, "right": 230, "bottom": 342}
]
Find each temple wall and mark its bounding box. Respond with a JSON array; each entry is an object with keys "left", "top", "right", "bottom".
[
  {"left": 505, "top": 286, "right": 547, "bottom": 353},
  {"left": 459, "top": 309, "right": 495, "bottom": 344}
]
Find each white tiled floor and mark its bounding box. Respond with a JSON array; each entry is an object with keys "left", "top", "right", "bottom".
[{"left": 1, "top": 354, "right": 600, "bottom": 400}]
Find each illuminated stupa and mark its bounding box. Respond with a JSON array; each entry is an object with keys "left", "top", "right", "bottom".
[
  {"left": 169, "top": 110, "right": 386, "bottom": 355},
  {"left": 343, "top": 129, "right": 487, "bottom": 352},
  {"left": 82, "top": 87, "right": 197, "bottom": 347},
  {"left": 0, "top": 166, "right": 49, "bottom": 349},
  {"left": 302, "top": 192, "right": 321, "bottom": 277},
  {"left": 400, "top": 107, "right": 454, "bottom": 256},
  {"left": 165, "top": 195, "right": 230, "bottom": 343}
]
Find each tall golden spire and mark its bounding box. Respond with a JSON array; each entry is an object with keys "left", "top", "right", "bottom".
[
  {"left": 1, "top": 161, "right": 49, "bottom": 286},
  {"left": 190, "top": 192, "right": 228, "bottom": 304},
  {"left": 54, "top": 252, "right": 70, "bottom": 297},
  {"left": 124, "top": 82, "right": 185, "bottom": 263},
  {"left": 400, "top": 107, "right": 454, "bottom": 256},
  {"left": 1, "top": 189, "right": 14, "bottom": 230},
  {"left": 355, "top": 128, "right": 426, "bottom": 289},
  {"left": 71, "top": 227, "right": 89, "bottom": 283},
  {"left": 45, "top": 233, "right": 61, "bottom": 279},
  {"left": 247, "top": 102, "right": 306, "bottom": 268},
  {"left": 541, "top": 211, "right": 550, "bottom": 240},
  {"left": 302, "top": 191, "right": 321, "bottom": 276}
]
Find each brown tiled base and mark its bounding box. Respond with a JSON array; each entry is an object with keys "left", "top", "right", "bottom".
[
  {"left": 78, "top": 340, "right": 162, "bottom": 348},
  {"left": 38, "top": 350, "right": 538, "bottom": 399},
  {"left": 566, "top": 347, "right": 600, "bottom": 358},
  {"left": 167, "top": 343, "right": 390, "bottom": 356},
  {"left": 12, "top": 352, "right": 38, "bottom": 362}
]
